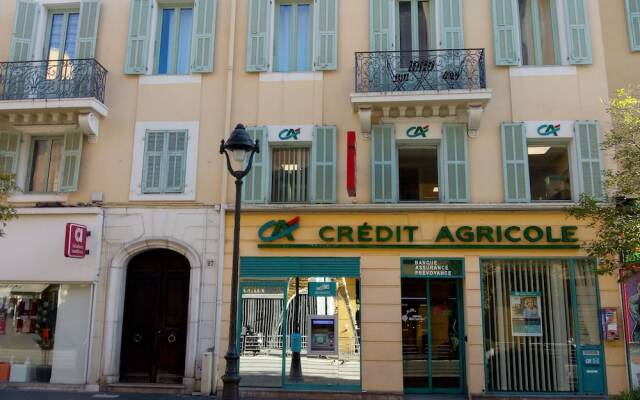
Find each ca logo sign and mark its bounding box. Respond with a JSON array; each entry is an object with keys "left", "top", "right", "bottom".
[
  {"left": 279, "top": 128, "right": 301, "bottom": 140},
  {"left": 406, "top": 125, "right": 430, "bottom": 138},
  {"left": 537, "top": 124, "right": 561, "bottom": 137},
  {"left": 258, "top": 216, "right": 300, "bottom": 242}
]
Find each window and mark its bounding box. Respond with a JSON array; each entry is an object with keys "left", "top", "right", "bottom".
[
  {"left": 142, "top": 130, "right": 188, "bottom": 193},
  {"left": 397, "top": 0, "right": 433, "bottom": 53},
  {"left": 398, "top": 147, "right": 439, "bottom": 202},
  {"left": 270, "top": 147, "right": 310, "bottom": 203},
  {"left": 528, "top": 145, "right": 571, "bottom": 201},
  {"left": 155, "top": 6, "right": 194, "bottom": 75},
  {"left": 626, "top": 0, "right": 640, "bottom": 51},
  {"left": 274, "top": 1, "right": 313, "bottom": 72},
  {"left": 518, "top": 0, "right": 560, "bottom": 65},
  {"left": 28, "top": 137, "right": 63, "bottom": 193}
]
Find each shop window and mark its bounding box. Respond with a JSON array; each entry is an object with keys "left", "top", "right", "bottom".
[
  {"left": 274, "top": 1, "right": 313, "bottom": 72},
  {"left": 141, "top": 130, "right": 188, "bottom": 194},
  {"left": 398, "top": 147, "right": 439, "bottom": 202},
  {"left": 154, "top": 5, "right": 194, "bottom": 75},
  {"left": 518, "top": 0, "right": 561, "bottom": 65},
  {"left": 270, "top": 147, "right": 311, "bottom": 203},
  {"left": 528, "top": 145, "right": 572, "bottom": 201}
]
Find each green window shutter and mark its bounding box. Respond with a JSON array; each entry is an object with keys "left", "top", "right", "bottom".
[
  {"left": 310, "top": 125, "right": 337, "bottom": 203},
  {"left": 77, "top": 0, "right": 101, "bottom": 59},
  {"left": 246, "top": 0, "right": 270, "bottom": 72},
  {"left": 371, "top": 124, "right": 396, "bottom": 203},
  {"left": 0, "top": 132, "right": 21, "bottom": 176},
  {"left": 242, "top": 126, "right": 268, "bottom": 203},
  {"left": 565, "top": 0, "right": 592, "bottom": 64},
  {"left": 443, "top": 124, "right": 469, "bottom": 203},
  {"left": 141, "top": 131, "right": 165, "bottom": 193},
  {"left": 626, "top": 0, "right": 640, "bottom": 51},
  {"left": 59, "top": 131, "right": 84, "bottom": 193},
  {"left": 124, "top": 0, "right": 153, "bottom": 74},
  {"left": 575, "top": 121, "right": 604, "bottom": 200},
  {"left": 501, "top": 122, "right": 530, "bottom": 202},
  {"left": 440, "top": 0, "right": 464, "bottom": 49},
  {"left": 315, "top": 0, "right": 338, "bottom": 71},
  {"left": 191, "top": 0, "right": 217, "bottom": 73},
  {"left": 491, "top": 0, "right": 521, "bottom": 66},
  {"left": 164, "top": 131, "right": 188, "bottom": 193},
  {"left": 9, "top": 0, "right": 39, "bottom": 62},
  {"left": 369, "top": 0, "right": 393, "bottom": 51}
]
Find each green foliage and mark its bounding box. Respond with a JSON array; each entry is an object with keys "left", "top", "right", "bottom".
[
  {"left": 0, "top": 173, "right": 18, "bottom": 237},
  {"left": 612, "top": 388, "right": 640, "bottom": 400},
  {"left": 606, "top": 88, "right": 640, "bottom": 198}
]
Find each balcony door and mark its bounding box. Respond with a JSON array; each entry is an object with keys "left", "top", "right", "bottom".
[{"left": 42, "top": 10, "right": 80, "bottom": 98}]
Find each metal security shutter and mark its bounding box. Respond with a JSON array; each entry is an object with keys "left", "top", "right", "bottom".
[{"left": 240, "top": 257, "right": 360, "bottom": 278}]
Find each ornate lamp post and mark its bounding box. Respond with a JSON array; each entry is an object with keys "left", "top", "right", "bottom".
[{"left": 220, "top": 124, "right": 260, "bottom": 400}]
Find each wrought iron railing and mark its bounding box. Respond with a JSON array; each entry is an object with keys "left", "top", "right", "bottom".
[
  {"left": 355, "top": 49, "right": 486, "bottom": 93},
  {"left": 0, "top": 59, "right": 107, "bottom": 103}
]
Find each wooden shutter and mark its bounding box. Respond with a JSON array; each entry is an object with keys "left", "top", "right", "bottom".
[
  {"left": 501, "top": 122, "right": 530, "bottom": 202},
  {"left": 124, "top": 0, "right": 153, "bottom": 74},
  {"left": 369, "top": 0, "right": 393, "bottom": 51},
  {"left": 246, "top": 0, "right": 270, "bottom": 72},
  {"left": 626, "top": 0, "right": 640, "bottom": 51},
  {"left": 440, "top": 0, "right": 464, "bottom": 49},
  {"left": 575, "top": 121, "right": 604, "bottom": 200},
  {"left": 311, "top": 125, "right": 337, "bottom": 203},
  {"left": 242, "top": 126, "right": 268, "bottom": 203},
  {"left": 565, "top": 0, "right": 592, "bottom": 64},
  {"left": 9, "top": 0, "right": 39, "bottom": 62},
  {"left": 59, "top": 131, "right": 84, "bottom": 192},
  {"left": 443, "top": 124, "right": 469, "bottom": 203},
  {"left": 141, "top": 131, "right": 165, "bottom": 193},
  {"left": 0, "top": 132, "right": 21, "bottom": 176},
  {"left": 164, "top": 131, "right": 188, "bottom": 193},
  {"left": 491, "top": 0, "right": 521, "bottom": 66},
  {"left": 315, "top": 0, "right": 338, "bottom": 70},
  {"left": 77, "top": 0, "right": 101, "bottom": 59},
  {"left": 191, "top": 0, "right": 217, "bottom": 72},
  {"left": 371, "top": 124, "right": 396, "bottom": 203}
]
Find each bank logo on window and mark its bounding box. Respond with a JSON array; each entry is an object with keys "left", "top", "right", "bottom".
[
  {"left": 258, "top": 216, "right": 300, "bottom": 242},
  {"left": 537, "top": 123, "right": 561, "bottom": 137},
  {"left": 406, "top": 125, "right": 430, "bottom": 138},
  {"left": 278, "top": 128, "right": 301, "bottom": 141}
]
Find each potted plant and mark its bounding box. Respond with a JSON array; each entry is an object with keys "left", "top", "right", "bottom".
[{"left": 34, "top": 326, "right": 53, "bottom": 382}]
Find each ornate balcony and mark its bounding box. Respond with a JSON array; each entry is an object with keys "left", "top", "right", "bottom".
[
  {"left": 350, "top": 49, "right": 492, "bottom": 137},
  {"left": 0, "top": 59, "right": 108, "bottom": 142}
]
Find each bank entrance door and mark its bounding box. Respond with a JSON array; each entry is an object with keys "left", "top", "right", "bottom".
[{"left": 401, "top": 258, "right": 465, "bottom": 394}]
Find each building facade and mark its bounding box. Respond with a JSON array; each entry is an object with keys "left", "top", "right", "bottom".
[{"left": 0, "top": 0, "right": 638, "bottom": 397}]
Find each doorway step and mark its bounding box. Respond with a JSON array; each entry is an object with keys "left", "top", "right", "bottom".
[
  {"left": 105, "top": 383, "right": 185, "bottom": 395},
  {"left": 472, "top": 396, "right": 608, "bottom": 400},
  {"left": 240, "top": 388, "right": 403, "bottom": 399}
]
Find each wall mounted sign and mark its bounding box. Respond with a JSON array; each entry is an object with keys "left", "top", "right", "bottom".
[
  {"left": 268, "top": 125, "right": 313, "bottom": 142},
  {"left": 525, "top": 121, "right": 573, "bottom": 139},
  {"left": 401, "top": 258, "right": 464, "bottom": 279},
  {"left": 64, "top": 223, "right": 89, "bottom": 259},
  {"left": 347, "top": 131, "right": 356, "bottom": 197},
  {"left": 434, "top": 225, "right": 578, "bottom": 243},
  {"left": 394, "top": 120, "right": 443, "bottom": 141},
  {"left": 406, "top": 125, "right": 430, "bottom": 138},
  {"left": 600, "top": 307, "right": 620, "bottom": 341},
  {"left": 309, "top": 281, "right": 337, "bottom": 297}
]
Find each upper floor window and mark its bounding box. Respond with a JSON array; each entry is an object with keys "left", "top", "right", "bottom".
[
  {"left": 142, "top": 130, "right": 188, "bottom": 193},
  {"left": 155, "top": 6, "right": 193, "bottom": 75},
  {"left": 398, "top": 147, "right": 439, "bottom": 202},
  {"left": 397, "top": 0, "right": 433, "bottom": 52},
  {"left": 527, "top": 145, "right": 571, "bottom": 201},
  {"left": 28, "top": 136, "right": 64, "bottom": 193},
  {"left": 518, "top": 0, "right": 560, "bottom": 65},
  {"left": 45, "top": 10, "right": 80, "bottom": 61},
  {"left": 626, "top": 0, "right": 640, "bottom": 51},
  {"left": 274, "top": 1, "right": 313, "bottom": 72},
  {"left": 271, "top": 147, "right": 310, "bottom": 202}
]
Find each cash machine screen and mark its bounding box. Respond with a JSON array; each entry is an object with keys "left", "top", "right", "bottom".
[{"left": 309, "top": 318, "right": 336, "bottom": 354}]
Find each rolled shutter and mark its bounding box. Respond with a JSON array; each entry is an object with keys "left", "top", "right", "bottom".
[
  {"left": 141, "top": 131, "right": 165, "bottom": 193},
  {"left": 369, "top": 0, "right": 393, "bottom": 51},
  {"left": 9, "top": 0, "right": 39, "bottom": 62},
  {"left": 443, "top": 124, "right": 469, "bottom": 203},
  {"left": 246, "top": 0, "right": 270, "bottom": 72},
  {"left": 315, "top": 0, "right": 338, "bottom": 71},
  {"left": 0, "top": 132, "right": 21, "bottom": 176},
  {"left": 124, "top": 0, "right": 153, "bottom": 74},
  {"left": 191, "top": 0, "right": 217, "bottom": 73},
  {"left": 59, "top": 131, "right": 84, "bottom": 193},
  {"left": 626, "top": 0, "right": 640, "bottom": 51},
  {"left": 491, "top": 0, "right": 521, "bottom": 66},
  {"left": 311, "top": 125, "right": 337, "bottom": 203},
  {"left": 77, "top": 0, "right": 101, "bottom": 59},
  {"left": 165, "top": 131, "right": 188, "bottom": 193},
  {"left": 440, "top": 0, "right": 464, "bottom": 49},
  {"left": 575, "top": 121, "right": 604, "bottom": 200},
  {"left": 565, "top": 0, "right": 592, "bottom": 64},
  {"left": 501, "top": 122, "right": 530, "bottom": 202},
  {"left": 242, "top": 126, "right": 268, "bottom": 203},
  {"left": 371, "top": 124, "right": 396, "bottom": 203}
]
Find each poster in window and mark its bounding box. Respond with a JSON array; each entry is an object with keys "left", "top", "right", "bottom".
[
  {"left": 622, "top": 267, "right": 640, "bottom": 343},
  {"left": 629, "top": 343, "right": 640, "bottom": 389},
  {"left": 510, "top": 292, "right": 543, "bottom": 337}
]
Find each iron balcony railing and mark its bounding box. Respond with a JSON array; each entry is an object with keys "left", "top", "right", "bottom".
[
  {"left": 355, "top": 48, "right": 486, "bottom": 93},
  {"left": 0, "top": 58, "right": 107, "bottom": 103}
]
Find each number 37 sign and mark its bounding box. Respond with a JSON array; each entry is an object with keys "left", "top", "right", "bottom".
[{"left": 64, "top": 223, "right": 89, "bottom": 259}]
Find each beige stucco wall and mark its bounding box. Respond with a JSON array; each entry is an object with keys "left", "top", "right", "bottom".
[{"left": 600, "top": 0, "right": 640, "bottom": 93}]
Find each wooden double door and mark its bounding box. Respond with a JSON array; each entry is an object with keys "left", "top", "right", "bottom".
[{"left": 120, "top": 249, "right": 190, "bottom": 384}]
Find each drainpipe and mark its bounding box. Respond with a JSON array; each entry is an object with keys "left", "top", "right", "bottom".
[{"left": 213, "top": 0, "right": 238, "bottom": 394}]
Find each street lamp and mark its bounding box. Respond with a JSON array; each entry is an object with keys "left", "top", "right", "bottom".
[{"left": 220, "top": 123, "right": 260, "bottom": 400}]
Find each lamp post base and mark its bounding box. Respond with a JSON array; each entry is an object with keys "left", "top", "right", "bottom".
[
  {"left": 289, "top": 351, "right": 303, "bottom": 381},
  {"left": 222, "top": 350, "right": 240, "bottom": 400}
]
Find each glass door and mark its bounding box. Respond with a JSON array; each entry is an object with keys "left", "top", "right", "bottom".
[{"left": 401, "top": 278, "right": 464, "bottom": 393}]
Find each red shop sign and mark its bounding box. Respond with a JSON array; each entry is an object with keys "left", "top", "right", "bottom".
[{"left": 64, "top": 223, "right": 89, "bottom": 259}]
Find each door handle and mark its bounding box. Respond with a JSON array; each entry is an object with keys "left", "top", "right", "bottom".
[
  {"left": 167, "top": 333, "right": 177, "bottom": 343},
  {"left": 133, "top": 333, "right": 142, "bottom": 343}
]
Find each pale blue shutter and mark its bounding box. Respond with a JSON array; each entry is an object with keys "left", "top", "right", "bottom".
[
  {"left": 443, "top": 124, "right": 469, "bottom": 202},
  {"left": 371, "top": 124, "right": 396, "bottom": 203},
  {"left": 311, "top": 125, "right": 337, "bottom": 203},
  {"left": 491, "top": 0, "right": 521, "bottom": 66},
  {"left": 77, "top": 0, "right": 101, "bottom": 59},
  {"left": 124, "top": 0, "right": 153, "bottom": 74},
  {"left": 165, "top": 131, "right": 188, "bottom": 193},
  {"left": 0, "top": 132, "right": 21, "bottom": 176},
  {"left": 626, "top": 0, "right": 640, "bottom": 51},
  {"left": 575, "top": 121, "right": 604, "bottom": 200},
  {"left": 242, "top": 126, "right": 268, "bottom": 203},
  {"left": 369, "top": 0, "right": 393, "bottom": 51},
  {"left": 440, "top": 0, "right": 464, "bottom": 49},
  {"left": 9, "top": 0, "right": 39, "bottom": 62},
  {"left": 191, "top": 0, "right": 217, "bottom": 72},
  {"left": 246, "top": 0, "right": 270, "bottom": 72},
  {"left": 59, "top": 131, "right": 84, "bottom": 192},
  {"left": 565, "top": 0, "right": 592, "bottom": 64},
  {"left": 315, "top": 0, "right": 338, "bottom": 70},
  {"left": 142, "top": 131, "right": 165, "bottom": 193},
  {"left": 501, "top": 122, "right": 530, "bottom": 202}
]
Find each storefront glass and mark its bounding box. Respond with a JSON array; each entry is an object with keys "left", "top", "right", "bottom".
[{"left": 0, "top": 283, "right": 92, "bottom": 384}]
